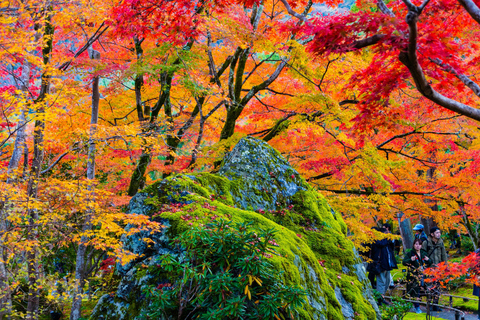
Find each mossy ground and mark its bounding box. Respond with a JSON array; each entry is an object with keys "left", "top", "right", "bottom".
[
  {"left": 438, "top": 286, "right": 479, "bottom": 312},
  {"left": 142, "top": 172, "right": 376, "bottom": 320},
  {"left": 404, "top": 313, "right": 444, "bottom": 319}
]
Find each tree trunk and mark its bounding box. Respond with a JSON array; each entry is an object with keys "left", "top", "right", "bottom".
[
  {"left": 25, "top": 13, "right": 54, "bottom": 318},
  {"left": 6, "top": 62, "right": 30, "bottom": 184},
  {"left": 134, "top": 37, "right": 145, "bottom": 121},
  {"left": 0, "top": 56, "right": 32, "bottom": 320},
  {"left": 127, "top": 149, "right": 151, "bottom": 196},
  {"left": 219, "top": 106, "right": 242, "bottom": 141},
  {"left": 421, "top": 217, "right": 434, "bottom": 237},
  {"left": 70, "top": 47, "right": 100, "bottom": 320},
  {"left": 398, "top": 214, "right": 414, "bottom": 251},
  {"left": 25, "top": 102, "right": 46, "bottom": 320},
  {"left": 461, "top": 208, "right": 479, "bottom": 251}
]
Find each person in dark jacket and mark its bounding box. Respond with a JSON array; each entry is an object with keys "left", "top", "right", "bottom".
[
  {"left": 365, "top": 226, "right": 380, "bottom": 289},
  {"left": 383, "top": 223, "right": 398, "bottom": 288},
  {"left": 394, "top": 231, "right": 402, "bottom": 256},
  {"left": 373, "top": 227, "right": 398, "bottom": 295},
  {"left": 472, "top": 246, "right": 480, "bottom": 320},
  {"left": 403, "top": 238, "right": 432, "bottom": 314},
  {"left": 413, "top": 224, "right": 428, "bottom": 244}
]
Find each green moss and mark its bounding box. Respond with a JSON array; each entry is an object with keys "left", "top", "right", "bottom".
[
  {"left": 144, "top": 173, "right": 375, "bottom": 320},
  {"left": 109, "top": 136, "right": 379, "bottom": 319},
  {"left": 439, "top": 286, "right": 478, "bottom": 311},
  {"left": 404, "top": 313, "right": 444, "bottom": 320}
]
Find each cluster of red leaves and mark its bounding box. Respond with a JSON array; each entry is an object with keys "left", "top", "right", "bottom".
[
  {"left": 111, "top": 0, "right": 202, "bottom": 42},
  {"left": 0, "top": 122, "right": 16, "bottom": 129},
  {"left": 304, "top": 12, "right": 404, "bottom": 56},
  {"left": 110, "top": 0, "right": 263, "bottom": 42},
  {"left": 100, "top": 257, "right": 116, "bottom": 273},
  {"left": 279, "top": 0, "right": 480, "bottom": 130},
  {"left": 300, "top": 155, "right": 349, "bottom": 174},
  {"left": 425, "top": 252, "right": 480, "bottom": 288}
]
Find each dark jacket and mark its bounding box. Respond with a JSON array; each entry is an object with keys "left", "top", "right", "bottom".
[
  {"left": 402, "top": 249, "right": 432, "bottom": 297},
  {"left": 421, "top": 237, "right": 447, "bottom": 266},
  {"left": 372, "top": 238, "right": 398, "bottom": 272},
  {"left": 473, "top": 249, "right": 480, "bottom": 297},
  {"left": 414, "top": 231, "right": 428, "bottom": 244}
]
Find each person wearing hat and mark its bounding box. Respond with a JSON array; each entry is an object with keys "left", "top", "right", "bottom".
[{"left": 413, "top": 224, "right": 428, "bottom": 244}]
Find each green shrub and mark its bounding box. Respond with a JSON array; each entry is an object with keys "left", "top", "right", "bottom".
[
  {"left": 139, "top": 219, "right": 306, "bottom": 320},
  {"left": 380, "top": 296, "right": 412, "bottom": 320},
  {"left": 461, "top": 235, "right": 474, "bottom": 253}
]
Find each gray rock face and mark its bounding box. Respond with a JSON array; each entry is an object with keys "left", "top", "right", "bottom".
[
  {"left": 89, "top": 136, "right": 380, "bottom": 320},
  {"left": 293, "top": 255, "right": 327, "bottom": 320},
  {"left": 334, "top": 287, "right": 355, "bottom": 320},
  {"left": 352, "top": 249, "right": 381, "bottom": 317},
  {"left": 219, "top": 137, "right": 308, "bottom": 211}
]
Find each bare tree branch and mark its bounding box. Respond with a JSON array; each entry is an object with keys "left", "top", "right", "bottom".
[
  {"left": 279, "top": 0, "right": 308, "bottom": 23},
  {"left": 41, "top": 144, "right": 82, "bottom": 175},
  {"left": 376, "top": 0, "right": 395, "bottom": 16},
  {"left": 430, "top": 58, "right": 480, "bottom": 98},
  {"left": 458, "top": 0, "right": 480, "bottom": 24},
  {"left": 399, "top": 0, "right": 480, "bottom": 121},
  {"left": 58, "top": 22, "right": 109, "bottom": 71}
]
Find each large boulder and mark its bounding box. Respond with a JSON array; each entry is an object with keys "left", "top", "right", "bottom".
[{"left": 90, "top": 137, "right": 380, "bottom": 320}]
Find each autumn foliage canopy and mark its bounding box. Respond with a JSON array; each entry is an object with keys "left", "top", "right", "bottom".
[{"left": 2, "top": 0, "right": 480, "bottom": 317}]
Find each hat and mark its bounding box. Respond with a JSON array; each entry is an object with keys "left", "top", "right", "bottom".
[{"left": 413, "top": 224, "right": 424, "bottom": 231}]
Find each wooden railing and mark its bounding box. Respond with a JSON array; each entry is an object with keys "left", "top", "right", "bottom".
[{"left": 384, "top": 295, "right": 467, "bottom": 320}]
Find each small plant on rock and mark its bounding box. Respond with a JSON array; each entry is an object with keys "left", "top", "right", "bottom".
[
  {"left": 140, "top": 219, "right": 306, "bottom": 320},
  {"left": 379, "top": 296, "right": 412, "bottom": 320}
]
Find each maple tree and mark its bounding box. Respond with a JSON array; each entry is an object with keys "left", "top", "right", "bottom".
[
  {"left": 288, "top": 0, "right": 480, "bottom": 123},
  {"left": 263, "top": 0, "right": 480, "bottom": 249},
  {"left": 424, "top": 251, "right": 480, "bottom": 289},
  {"left": 0, "top": 0, "right": 157, "bottom": 319}
]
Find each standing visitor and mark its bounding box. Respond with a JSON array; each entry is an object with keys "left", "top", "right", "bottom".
[
  {"left": 403, "top": 238, "right": 432, "bottom": 314},
  {"left": 413, "top": 224, "right": 428, "bottom": 244},
  {"left": 472, "top": 244, "right": 480, "bottom": 320},
  {"left": 383, "top": 223, "right": 397, "bottom": 288},
  {"left": 422, "top": 227, "right": 447, "bottom": 265},
  {"left": 365, "top": 226, "right": 380, "bottom": 289},
  {"left": 422, "top": 226, "right": 447, "bottom": 311},
  {"left": 394, "top": 230, "right": 402, "bottom": 256},
  {"left": 373, "top": 227, "right": 398, "bottom": 299}
]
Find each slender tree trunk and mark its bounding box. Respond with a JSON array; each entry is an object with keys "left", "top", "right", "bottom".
[
  {"left": 6, "top": 62, "right": 30, "bottom": 184},
  {"left": 134, "top": 37, "right": 145, "bottom": 122},
  {"left": 0, "top": 215, "right": 10, "bottom": 320},
  {"left": 70, "top": 47, "right": 100, "bottom": 320},
  {"left": 0, "top": 58, "right": 32, "bottom": 320},
  {"left": 461, "top": 206, "right": 479, "bottom": 251},
  {"left": 127, "top": 40, "right": 198, "bottom": 196},
  {"left": 0, "top": 231, "right": 8, "bottom": 320},
  {"left": 25, "top": 12, "right": 54, "bottom": 319},
  {"left": 25, "top": 101, "right": 46, "bottom": 320}
]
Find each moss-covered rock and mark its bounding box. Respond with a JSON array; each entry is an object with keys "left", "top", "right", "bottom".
[{"left": 90, "top": 137, "right": 380, "bottom": 320}]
